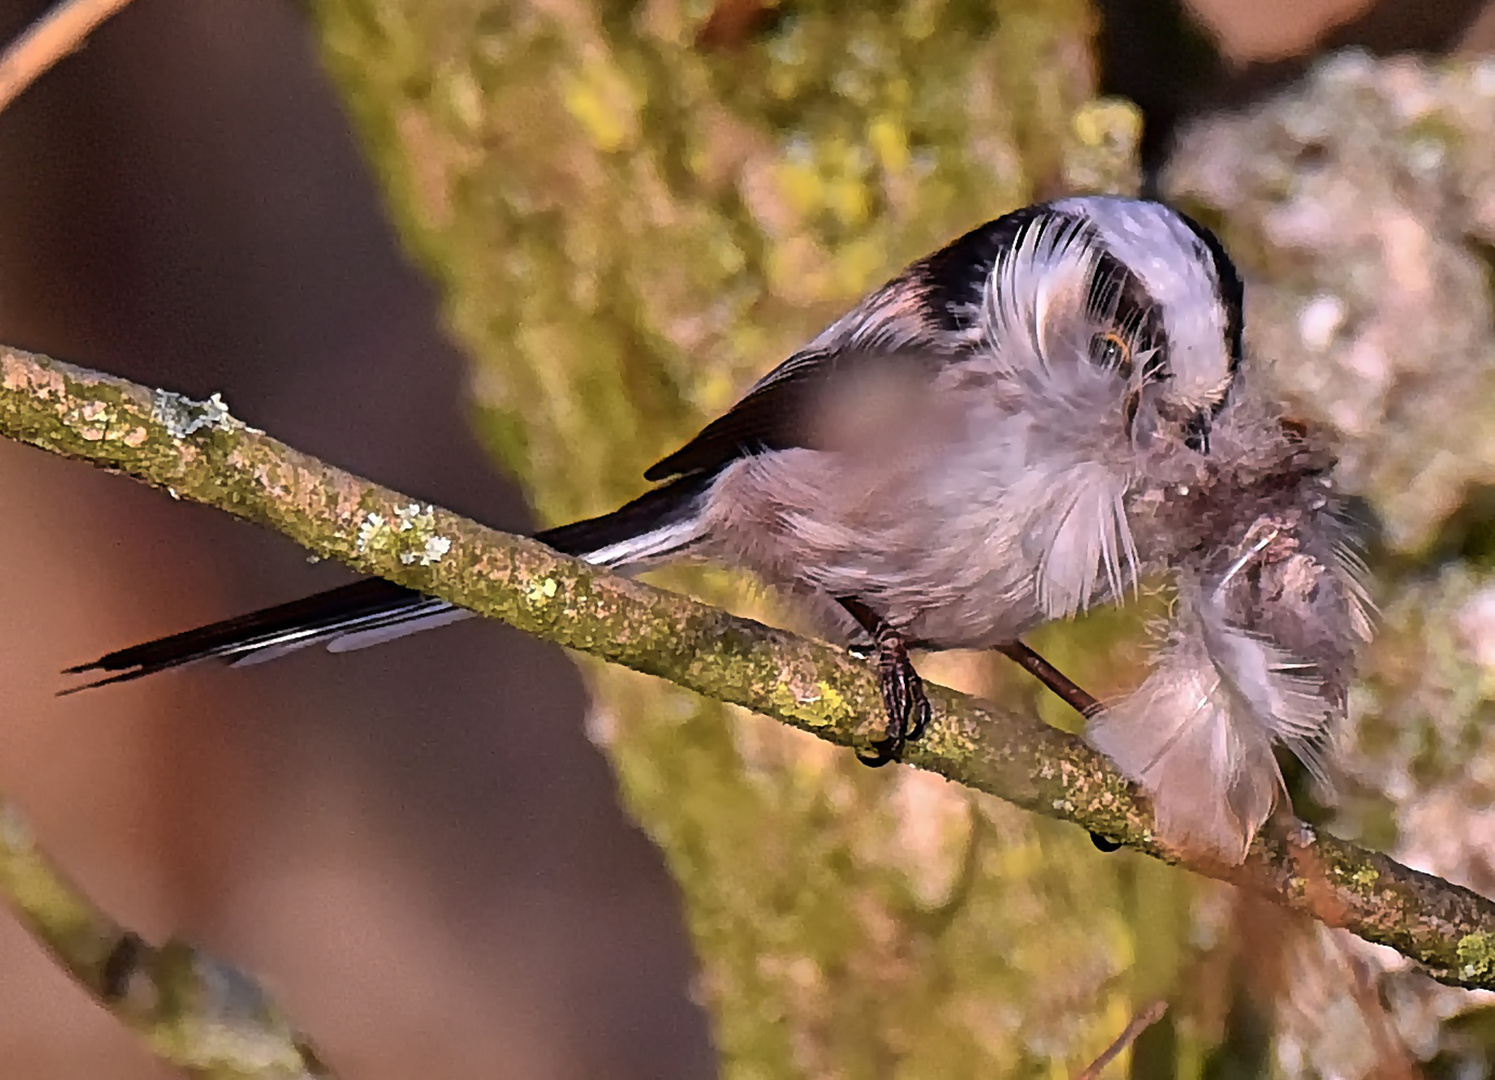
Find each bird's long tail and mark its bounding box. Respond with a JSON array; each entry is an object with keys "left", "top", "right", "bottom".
[{"left": 62, "top": 475, "right": 711, "bottom": 691}]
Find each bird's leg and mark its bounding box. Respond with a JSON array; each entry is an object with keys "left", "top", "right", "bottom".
[
  {"left": 994, "top": 640, "right": 1101, "bottom": 719},
  {"left": 836, "top": 598, "right": 931, "bottom": 767},
  {"left": 832, "top": 605, "right": 1123, "bottom": 851},
  {"left": 995, "top": 640, "right": 1120, "bottom": 851}
]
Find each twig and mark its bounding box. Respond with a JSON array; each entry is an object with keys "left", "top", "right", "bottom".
[
  {"left": 0, "top": 0, "right": 135, "bottom": 115},
  {"left": 998, "top": 640, "right": 1103, "bottom": 717},
  {"left": 2, "top": 341, "right": 1495, "bottom": 992},
  {"left": 1073, "top": 1000, "right": 1168, "bottom": 1080},
  {"left": 0, "top": 796, "right": 330, "bottom": 1078}
]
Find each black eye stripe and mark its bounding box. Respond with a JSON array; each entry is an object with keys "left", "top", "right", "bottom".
[
  {"left": 916, "top": 206, "right": 1050, "bottom": 334},
  {"left": 1085, "top": 248, "right": 1170, "bottom": 381},
  {"left": 918, "top": 202, "right": 1211, "bottom": 392},
  {"left": 1175, "top": 210, "right": 1246, "bottom": 378}
]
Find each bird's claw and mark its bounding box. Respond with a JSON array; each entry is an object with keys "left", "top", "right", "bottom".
[{"left": 854, "top": 627, "right": 931, "bottom": 766}]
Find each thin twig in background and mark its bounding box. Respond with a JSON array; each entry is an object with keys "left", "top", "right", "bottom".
[
  {"left": 0, "top": 795, "right": 331, "bottom": 1078},
  {"left": 3, "top": 341, "right": 1494, "bottom": 993},
  {"left": 0, "top": 0, "right": 135, "bottom": 114},
  {"left": 1073, "top": 1000, "right": 1168, "bottom": 1080}
]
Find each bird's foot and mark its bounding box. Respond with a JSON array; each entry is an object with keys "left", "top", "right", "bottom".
[{"left": 855, "top": 623, "right": 931, "bottom": 767}]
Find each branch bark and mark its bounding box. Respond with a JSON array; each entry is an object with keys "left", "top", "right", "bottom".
[{"left": 4, "top": 341, "right": 1495, "bottom": 997}]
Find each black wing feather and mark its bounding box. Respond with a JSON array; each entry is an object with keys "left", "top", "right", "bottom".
[{"left": 643, "top": 348, "right": 842, "bottom": 480}]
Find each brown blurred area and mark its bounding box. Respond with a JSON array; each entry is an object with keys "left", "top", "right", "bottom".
[
  {"left": 0, "top": 2, "right": 713, "bottom": 1076},
  {"left": 1187, "top": 0, "right": 1495, "bottom": 61},
  {"left": 1099, "top": 0, "right": 1495, "bottom": 171}
]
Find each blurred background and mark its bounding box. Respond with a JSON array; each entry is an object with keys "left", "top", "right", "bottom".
[{"left": 1, "top": 1, "right": 1494, "bottom": 1077}]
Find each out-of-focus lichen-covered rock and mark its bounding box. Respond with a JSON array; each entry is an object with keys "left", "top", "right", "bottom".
[
  {"left": 1170, "top": 52, "right": 1495, "bottom": 1077},
  {"left": 1349, "top": 566, "right": 1495, "bottom": 882},
  {"left": 1168, "top": 52, "right": 1495, "bottom": 555},
  {"left": 1062, "top": 97, "right": 1144, "bottom": 197}
]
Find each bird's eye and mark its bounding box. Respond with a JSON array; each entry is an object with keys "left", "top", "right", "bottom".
[{"left": 1089, "top": 331, "right": 1132, "bottom": 376}]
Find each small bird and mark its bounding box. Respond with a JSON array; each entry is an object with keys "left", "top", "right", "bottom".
[{"left": 66, "top": 196, "right": 1371, "bottom": 863}]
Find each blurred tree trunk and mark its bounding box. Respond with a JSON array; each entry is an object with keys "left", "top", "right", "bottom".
[{"left": 303, "top": 2, "right": 1185, "bottom": 1074}]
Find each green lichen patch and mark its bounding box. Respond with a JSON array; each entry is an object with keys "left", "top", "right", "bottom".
[
  {"left": 354, "top": 502, "right": 452, "bottom": 567},
  {"left": 150, "top": 390, "right": 235, "bottom": 439},
  {"left": 1457, "top": 930, "right": 1495, "bottom": 983}
]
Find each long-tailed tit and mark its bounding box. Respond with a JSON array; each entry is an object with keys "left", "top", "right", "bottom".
[{"left": 66, "top": 196, "right": 1371, "bottom": 864}]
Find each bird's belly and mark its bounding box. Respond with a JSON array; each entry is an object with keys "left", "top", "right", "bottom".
[{"left": 701, "top": 448, "right": 1051, "bottom": 649}]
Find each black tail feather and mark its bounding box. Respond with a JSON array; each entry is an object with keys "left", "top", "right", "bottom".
[
  {"left": 61, "top": 578, "right": 435, "bottom": 692},
  {"left": 62, "top": 472, "right": 714, "bottom": 691}
]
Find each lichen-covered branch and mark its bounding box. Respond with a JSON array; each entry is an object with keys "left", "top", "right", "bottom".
[
  {"left": 0, "top": 793, "right": 328, "bottom": 1079},
  {"left": 4, "top": 342, "right": 1494, "bottom": 994}
]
